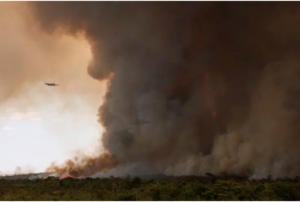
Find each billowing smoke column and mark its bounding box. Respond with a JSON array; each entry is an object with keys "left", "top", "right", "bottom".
[{"left": 35, "top": 2, "right": 300, "bottom": 178}]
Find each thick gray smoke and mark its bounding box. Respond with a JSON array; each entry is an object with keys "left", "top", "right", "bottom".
[{"left": 35, "top": 2, "right": 300, "bottom": 178}]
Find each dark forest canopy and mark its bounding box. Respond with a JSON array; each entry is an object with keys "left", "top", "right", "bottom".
[{"left": 0, "top": 176, "right": 300, "bottom": 200}]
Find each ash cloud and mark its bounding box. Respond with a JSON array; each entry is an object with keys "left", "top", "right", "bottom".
[{"left": 34, "top": 2, "right": 300, "bottom": 178}]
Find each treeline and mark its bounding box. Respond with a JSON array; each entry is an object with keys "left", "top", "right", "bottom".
[{"left": 0, "top": 176, "right": 299, "bottom": 200}]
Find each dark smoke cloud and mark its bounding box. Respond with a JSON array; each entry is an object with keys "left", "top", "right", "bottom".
[{"left": 34, "top": 2, "right": 300, "bottom": 178}]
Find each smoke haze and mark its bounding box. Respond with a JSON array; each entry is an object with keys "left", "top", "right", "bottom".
[
  {"left": 7, "top": 2, "right": 300, "bottom": 178},
  {"left": 0, "top": 2, "right": 108, "bottom": 175}
]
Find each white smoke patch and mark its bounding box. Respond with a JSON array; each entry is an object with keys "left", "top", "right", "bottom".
[{"left": 9, "top": 112, "right": 41, "bottom": 121}]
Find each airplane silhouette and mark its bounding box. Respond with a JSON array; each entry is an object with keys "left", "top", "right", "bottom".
[{"left": 45, "top": 82, "right": 59, "bottom": 86}]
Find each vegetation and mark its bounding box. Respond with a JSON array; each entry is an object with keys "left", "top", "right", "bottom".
[{"left": 0, "top": 176, "right": 299, "bottom": 200}]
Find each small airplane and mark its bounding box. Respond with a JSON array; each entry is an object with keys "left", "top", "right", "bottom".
[{"left": 45, "top": 82, "right": 59, "bottom": 86}]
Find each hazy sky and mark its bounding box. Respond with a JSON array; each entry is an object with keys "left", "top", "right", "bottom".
[{"left": 0, "top": 2, "right": 107, "bottom": 175}]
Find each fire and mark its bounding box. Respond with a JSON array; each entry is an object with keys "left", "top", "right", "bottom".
[{"left": 59, "top": 172, "right": 76, "bottom": 179}]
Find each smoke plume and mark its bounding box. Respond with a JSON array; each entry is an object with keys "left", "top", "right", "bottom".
[{"left": 34, "top": 2, "right": 300, "bottom": 178}]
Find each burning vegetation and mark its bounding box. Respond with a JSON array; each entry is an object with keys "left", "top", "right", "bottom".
[{"left": 47, "top": 152, "right": 117, "bottom": 178}]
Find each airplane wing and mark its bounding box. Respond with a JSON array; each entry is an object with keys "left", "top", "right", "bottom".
[{"left": 45, "top": 83, "right": 58, "bottom": 86}]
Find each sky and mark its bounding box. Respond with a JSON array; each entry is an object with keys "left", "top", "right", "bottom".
[{"left": 0, "top": 2, "right": 107, "bottom": 175}]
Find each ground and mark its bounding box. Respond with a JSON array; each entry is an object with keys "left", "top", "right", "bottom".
[{"left": 0, "top": 176, "right": 299, "bottom": 200}]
